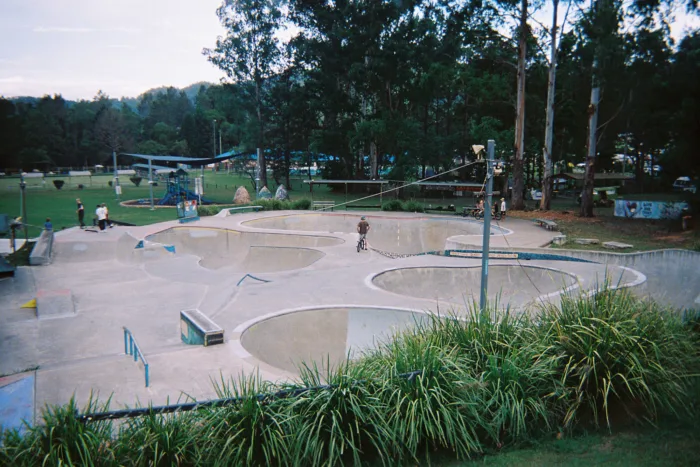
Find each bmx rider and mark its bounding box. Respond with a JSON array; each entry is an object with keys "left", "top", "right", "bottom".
[{"left": 357, "top": 216, "right": 370, "bottom": 250}]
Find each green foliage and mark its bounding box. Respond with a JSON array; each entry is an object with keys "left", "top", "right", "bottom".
[
  {"left": 403, "top": 200, "right": 425, "bottom": 213},
  {"left": 257, "top": 199, "right": 288, "bottom": 211},
  {"left": 290, "top": 198, "right": 311, "bottom": 210},
  {"left": 3, "top": 291, "right": 699, "bottom": 465},
  {"left": 196, "top": 205, "right": 220, "bottom": 216},
  {"left": 115, "top": 412, "right": 201, "bottom": 466},
  {"left": 52, "top": 180, "right": 64, "bottom": 190},
  {"left": 381, "top": 199, "right": 403, "bottom": 211},
  {"left": 202, "top": 373, "right": 292, "bottom": 466},
  {"left": 0, "top": 396, "right": 114, "bottom": 466},
  {"left": 538, "top": 288, "right": 699, "bottom": 429},
  {"left": 129, "top": 176, "right": 142, "bottom": 187}
]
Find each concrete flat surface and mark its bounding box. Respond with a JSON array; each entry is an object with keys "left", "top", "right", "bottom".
[{"left": 2, "top": 209, "right": 689, "bottom": 427}]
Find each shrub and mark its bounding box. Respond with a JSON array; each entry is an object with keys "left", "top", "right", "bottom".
[
  {"left": 201, "top": 374, "right": 292, "bottom": 466},
  {"left": 115, "top": 412, "right": 202, "bottom": 466},
  {"left": 108, "top": 180, "right": 113, "bottom": 187},
  {"left": 537, "top": 288, "right": 699, "bottom": 429},
  {"left": 197, "top": 205, "right": 220, "bottom": 216},
  {"left": 258, "top": 199, "right": 289, "bottom": 211},
  {"left": 381, "top": 199, "right": 403, "bottom": 211},
  {"left": 129, "top": 176, "right": 143, "bottom": 187},
  {"left": 77, "top": 184, "right": 84, "bottom": 190},
  {"left": 0, "top": 397, "right": 114, "bottom": 466},
  {"left": 52, "top": 180, "right": 64, "bottom": 190},
  {"left": 403, "top": 200, "right": 425, "bottom": 213},
  {"left": 291, "top": 198, "right": 312, "bottom": 210}
]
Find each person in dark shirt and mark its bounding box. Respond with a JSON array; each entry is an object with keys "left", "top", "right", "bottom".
[
  {"left": 356, "top": 216, "right": 370, "bottom": 250},
  {"left": 76, "top": 198, "right": 85, "bottom": 228}
]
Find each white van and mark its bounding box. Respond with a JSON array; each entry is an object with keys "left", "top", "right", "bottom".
[{"left": 673, "top": 177, "right": 697, "bottom": 194}]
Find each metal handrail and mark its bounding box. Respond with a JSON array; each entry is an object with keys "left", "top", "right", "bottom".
[{"left": 123, "top": 327, "right": 149, "bottom": 387}]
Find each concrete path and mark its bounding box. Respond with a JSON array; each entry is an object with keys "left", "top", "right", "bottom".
[{"left": 0, "top": 210, "right": 660, "bottom": 424}]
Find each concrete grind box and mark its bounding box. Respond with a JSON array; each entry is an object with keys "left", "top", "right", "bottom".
[{"left": 180, "top": 309, "right": 224, "bottom": 346}]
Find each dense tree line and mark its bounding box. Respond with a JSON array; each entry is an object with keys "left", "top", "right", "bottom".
[{"left": 0, "top": 0, "right": 697, "bottom": 212}]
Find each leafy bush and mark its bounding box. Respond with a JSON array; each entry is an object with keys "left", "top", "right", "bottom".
[
  {"left": 108, "top": 180, "right": 113, "bottom": 187},
  {"left": 77, "top": 184, "right": 84, "bottom": 190},
  {"left": 197, "top": 205, "right": 220, "bottom": 216},
  {"left": 381, "top": 199, "right": 403, "bottom": 211},
  {"left": 537, "top": 288, "right": 699, "bottom": 429},
  {"left": 291, "top": 198, "right": 312, "bottom": 210},
  {"left": 52, "top": 180, "right": 64, "bottom": 190},
  {"left": 129, "top": 176, "right": 142, "bottom": 187},
  {"left": 0, "top": 397, "right": 114, "bottom": 466},
  {"left": 258, "top": 199, "right": 288, "bottom": 211},
  {"left": 403, "top": 200, "right": 425, "bottom": 213}
]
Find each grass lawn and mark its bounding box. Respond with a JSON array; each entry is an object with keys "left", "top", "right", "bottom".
[
  {"left": 507, "top": 196, "right": 700, "bottom": 252},
  {"left": 454, "top": 424, "right": 700, "bottom": 466}
]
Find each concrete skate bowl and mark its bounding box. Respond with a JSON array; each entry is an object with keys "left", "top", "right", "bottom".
[
  {"left": 140, "top": 227, "right": 342, "bottom": 271},
  {"left": 244, "top": 213, "right": 507, "bottom": 255},
  {"left": 53, "top": 237, "right": 120, "bottom": 263},
  {"left": 372, "top": 265, "right": 579, "bottom": 308},
  {"left": 240, "top": 307, "right": 431, "bottom": 374}
]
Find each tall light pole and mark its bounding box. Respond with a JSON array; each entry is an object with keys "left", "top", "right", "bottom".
[
  {"left": 479, "top": 140, "right": 495, "bottom": 311},
  {"left": 113, "top": 150, "right": 120, "bottom": 201},
  {"left": 19, "top": 172, "right": 28, "bottom": 242}
]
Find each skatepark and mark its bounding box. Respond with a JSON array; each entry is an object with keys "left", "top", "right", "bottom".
[{"left": 1, "top": 209, "right": 698, "bottom": 430}]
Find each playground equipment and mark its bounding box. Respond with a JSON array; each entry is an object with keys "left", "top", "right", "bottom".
[{"left": 157, "top": 169, "right": 212, "bottom": 206}]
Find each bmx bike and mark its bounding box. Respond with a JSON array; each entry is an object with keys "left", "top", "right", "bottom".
[{"left": 357, "top": 235, "right": 367, "bottom": 252}]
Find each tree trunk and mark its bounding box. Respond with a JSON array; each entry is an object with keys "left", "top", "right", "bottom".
[
  {"left": 512, "top": 0, "right": 528, "bottom": 211},
  {"left": 255, "top": 80, "right": 267, "bottom": 189},
  {"left": 284, "top": 148, "right": 291, "bottom": 190},
  {"left": 370, "top": 141, "right": 378, "bottom": 179},
  {"left": 540, "top": 1, "right": 559, "bottom": 210},
  {"left": 580, "top": 57, "right": 600, "bottom": 217}
]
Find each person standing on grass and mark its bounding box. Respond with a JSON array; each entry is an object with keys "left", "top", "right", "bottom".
[
  {"left": 76, "top": 198, "right": 85, "bottom": 228},
  {"left": 96, "top": 204, "right": 106, "bottom": 231}
]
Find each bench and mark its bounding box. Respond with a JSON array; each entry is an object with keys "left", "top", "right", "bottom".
[
  {"left": 312, "top": 201, "right": 335, "bottom": 211},
  {"left": 228, "top": 205, "right": 263, "bottom": 215},
  {"left": 180, "top": 309, "right": 224, "bottom": 346},
  {"left": 532, "top": 218, "right": 558, "bottom": 231}
]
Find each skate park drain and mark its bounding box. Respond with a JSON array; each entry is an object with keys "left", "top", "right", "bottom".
[
  {"left": 371, "top": 265, "right": 579, "bottom": 306},
  {"left": 239, "top": 307, "right": 430, "bottom": 374}
]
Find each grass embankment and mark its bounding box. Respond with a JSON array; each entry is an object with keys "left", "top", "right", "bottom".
[
  {"left": 506, "top": 196, "right": 700, "bottom": 252},
  {"left": 2, "top": 289, "right": 699, "bottom": 465}
]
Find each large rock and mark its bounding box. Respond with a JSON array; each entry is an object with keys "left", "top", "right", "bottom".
[
  {"left": 233, "top": 186, "right": 251, "bottom": 205},
  {"left": 275, "top": 185, "right": 289, "bottom": 200},
  {"left": 574, "top": 238, "right": 600, "bottom": 245},
  {"left": 603, "top": 241, "right": 633, "bottom": 250},
  {"left": 258, "top": 186, "right": 272, "bottom": 200}
]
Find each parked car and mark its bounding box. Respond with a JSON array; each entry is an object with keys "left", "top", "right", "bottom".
[{"left": 673, "top": 176, "right": 697, "bottom": 194}]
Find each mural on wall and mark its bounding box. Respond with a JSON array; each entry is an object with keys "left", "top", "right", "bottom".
[{"left": 615, "top": 200, "right": 689, "bottom": 219}]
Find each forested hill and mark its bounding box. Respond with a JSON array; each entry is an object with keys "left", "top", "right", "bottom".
[{"left": 8, "top": 81, "right": 213, "bottom": 110}]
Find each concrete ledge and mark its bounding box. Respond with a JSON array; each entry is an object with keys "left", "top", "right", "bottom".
[
  {"left": 29, "top": 230, "right": 54, "bottom": 265},
  {"left": 36, "top": 289, "right": 75, "bottom": 319}
]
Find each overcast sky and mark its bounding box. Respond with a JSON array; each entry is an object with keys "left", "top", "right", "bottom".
[{"left": 0, "top": 0, "right": 697, "bottom": 101}]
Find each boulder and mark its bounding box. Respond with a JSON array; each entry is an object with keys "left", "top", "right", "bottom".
[
  {"left": 603, "top": 241, "right": 633, "bottom": 250},
  {"left": 275, "top": 184, "right": 289, "bottom": 200},
  {"left": 258, "top": 186, "right": 272, "bottom": 199},
  {"left": 574, "top": 238, "right": 600, "bottom": 245},
  {"left": 233, "top": 186, "right": 251, "bottom": 205}
]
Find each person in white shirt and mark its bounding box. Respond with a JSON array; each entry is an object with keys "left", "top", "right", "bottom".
[
  {"left": 500, "top": 198, "right": 507, "bottom": 219},
  {"left": 96, "top": 204, "right": 107, "bottom": 231}
]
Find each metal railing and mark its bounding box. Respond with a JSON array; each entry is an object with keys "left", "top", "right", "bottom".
[
  {"left": 123, "top": 327, "right": 149, "bottom": 387},
  {"left": 76, "top": 369, "right": 422, "bottom": 423}
]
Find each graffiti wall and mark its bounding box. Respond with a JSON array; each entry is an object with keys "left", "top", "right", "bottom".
[{"left": 614, "top": 199, "right": 689, "bottom": 219}]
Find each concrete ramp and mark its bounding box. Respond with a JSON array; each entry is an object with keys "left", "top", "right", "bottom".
[
  {"left": 145, "top": 227, "right": 338, "bottom": 271},
  {"left": 372, "top": 266, "right": 579, "bottom": 307},
  {"left": 240, "top": 307, "right": 429, "bottom": 374},
  {"left": 244, "top": 213, "right": 505, "bottom": 254}
]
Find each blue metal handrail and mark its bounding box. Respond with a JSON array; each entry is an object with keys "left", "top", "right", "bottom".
[
  {"left": 236, "top": 274, "right": 272, "bottom": 286},
  {"left": 123, "top": 327, "right": 149, "bottom": 387}
]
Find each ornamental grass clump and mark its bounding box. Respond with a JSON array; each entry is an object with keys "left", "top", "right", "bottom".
[
  {"left": 115, "top": 411, "right": 202, "bottom": 466},
  {"left": 286, "top": 359, "right": 392, "bottom": 466},
  {"left": 200, "top": 373, "right": 293, "bottom": 466},
  {"left": 537, "top": 287, "right": 700, "bottom": 430},
  {"left": 0, "top": 396, "right": 115, "bottom": 467},
  {"left": 360, "top": 329, "right": 483, "bottom": 462}
]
